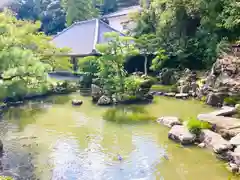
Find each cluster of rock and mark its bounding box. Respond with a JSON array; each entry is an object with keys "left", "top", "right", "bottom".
[
  {"left": 157, "top": 105, "right": 240, "bottom": 174},
  {"left": 154, "top": 55, "right": 240, "bottom": 107},
  {"left": 200, "top": 55, "right": 240, "bottom": 106}
]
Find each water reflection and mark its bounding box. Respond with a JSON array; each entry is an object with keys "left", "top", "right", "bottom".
[{"left": 50, "top": 135, "right": 164, "bottom": 180}]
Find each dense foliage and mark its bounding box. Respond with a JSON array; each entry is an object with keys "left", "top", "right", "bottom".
[
  {"left": 9, "top": 0, "right": 66, "bottom": 35},
  {"left": 8, "top": 0, "right": 139, "bottom": 33},
  {"left": 133, "top": 0, "right": 240, "bottom": 70},
  {"left": 0, "top": 10, "right": 69, "bottom": 100}
]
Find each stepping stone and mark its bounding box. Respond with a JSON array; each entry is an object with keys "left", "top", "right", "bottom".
[
  {"left": 157, "top": 116, "right": 182, "bottom": 128},
  {"left": 197, "top": 114, "right": 240, "bottom": 130},
  {"left": 175, "top": 93, "right": 189, "bottom": 99},
  {"left": 168, "top": 125, "right": 196, "bottom": 145},
  {"left": 209, "top": 106, "right": 237, "bottom": 116},
  {"left": 200, "top": 129, "right": 233, "bottom": 154}
]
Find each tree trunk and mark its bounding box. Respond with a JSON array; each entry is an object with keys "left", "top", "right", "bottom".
[{"left": 144, "top": 55, "right": 148, "bottom": 75}]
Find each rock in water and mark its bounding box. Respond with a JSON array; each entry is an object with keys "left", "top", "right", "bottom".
[
  {"left": 157, "top": 116, "right": 182, "bottom": 128},
  {"left": 72, "top": 100, "right": 83, "bottom": 106},
  {"left": 199, "top": 129, "right": 233, "bottom": 154},
  {"left": 97, "top": 95, "right": 112, "bottom": 106},
  {"left": 168, "top": 125, "right": 196, "bottom": 145}
]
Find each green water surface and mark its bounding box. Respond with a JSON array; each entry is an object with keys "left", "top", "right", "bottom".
[{"left": 1, "top": 94, "right": 238, "bottom": 180}]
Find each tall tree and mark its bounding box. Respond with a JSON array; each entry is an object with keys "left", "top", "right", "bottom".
[
  {"left": 40, "top": 0, "right": 66, "bottom": 34},
  {"left": 9, "top": 0, "right": 66, "bottom": 35},
  {"left": 61, "top": 0, "right": 99, "bottom": 26},
  {"left": 133, "top": 0, "right": 240, "bottom": 70}
]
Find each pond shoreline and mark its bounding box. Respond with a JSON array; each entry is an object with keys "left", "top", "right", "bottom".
[{"left": 157, "top": 105, "right": 240, "bottom": 175}]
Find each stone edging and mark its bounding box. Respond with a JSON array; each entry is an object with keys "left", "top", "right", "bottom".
[{"left": 157, "top": 106, "right": 240, "bottom": 175}]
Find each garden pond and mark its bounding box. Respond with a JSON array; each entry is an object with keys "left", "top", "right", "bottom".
[{"left": 0, "top": 94, "right": 238, "bottom": 180}]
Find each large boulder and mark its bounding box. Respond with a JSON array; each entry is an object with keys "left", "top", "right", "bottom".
[
  {"left": 206, "top": 92, "right": 225, "bottom": 107},
  {"left": 202, "top": 55, "right": 240, "bottom": 104},
  {"left": 200, "top": 129, "right": 233, "bottom": 154},
  {"left": 91, "top": 84, "right": 103, "bottom": 102},
  {"left": 97, "top": 95, "right": 112, "bottom": 106},
  {"left": 157, "top": 116, "right": 182, "bottom": 128},
  {"left": 168, "top": 125, "right": 196, "bottom": 145}
]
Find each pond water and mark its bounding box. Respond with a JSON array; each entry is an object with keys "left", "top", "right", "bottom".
[{"left": 0, "top": 94, "right": 238, "bottom": 180}]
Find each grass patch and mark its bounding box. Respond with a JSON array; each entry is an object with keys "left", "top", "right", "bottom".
[
  {"left": 0, "top": 176, "right": 13, "bottom": 180},
  {"left": 186, "top": 118, "right": 211, "bottom": 135},
  {"left": 103, "top": 106, "right": 156, "bottom": 124},
  {"left": 151, "top": 84, "right": 178, "bottom": 93}
]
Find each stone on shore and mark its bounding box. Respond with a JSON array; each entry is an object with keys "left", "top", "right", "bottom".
[
  {"left": 200, "top": 129, "right": 233, "bottom": 154},
  {"left": 72, "top": 99, "right": 83, "bottom": 106},
  {"left": 197, "top": 114, "right": 240, "bottom": 131},
  {"left": 175, "top": 93, "right": 189, "bottom": 99},
  {"left": 97, "top": 95, "right": 112, "bottom": 106},
  {"left": 168, "top": 125, "right": 196, "bottom": 145},
  {"left": 157, "top": 116, "right": 182, "bottom": 128}
]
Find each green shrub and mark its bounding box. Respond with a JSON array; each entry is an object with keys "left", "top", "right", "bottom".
[
  {"left": 103, "top": 106, "right": 155, "bottom": 124},
  {"left": 224, "top": 96, "right": 240, "bottom": 106},
  {"left": 186, "top": 118, "right": 211, "bottom": 135}
]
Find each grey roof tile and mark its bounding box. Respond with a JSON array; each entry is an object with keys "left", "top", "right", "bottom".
[{"left": 51, "top": 19, "right": 125, "bottom": 55}]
